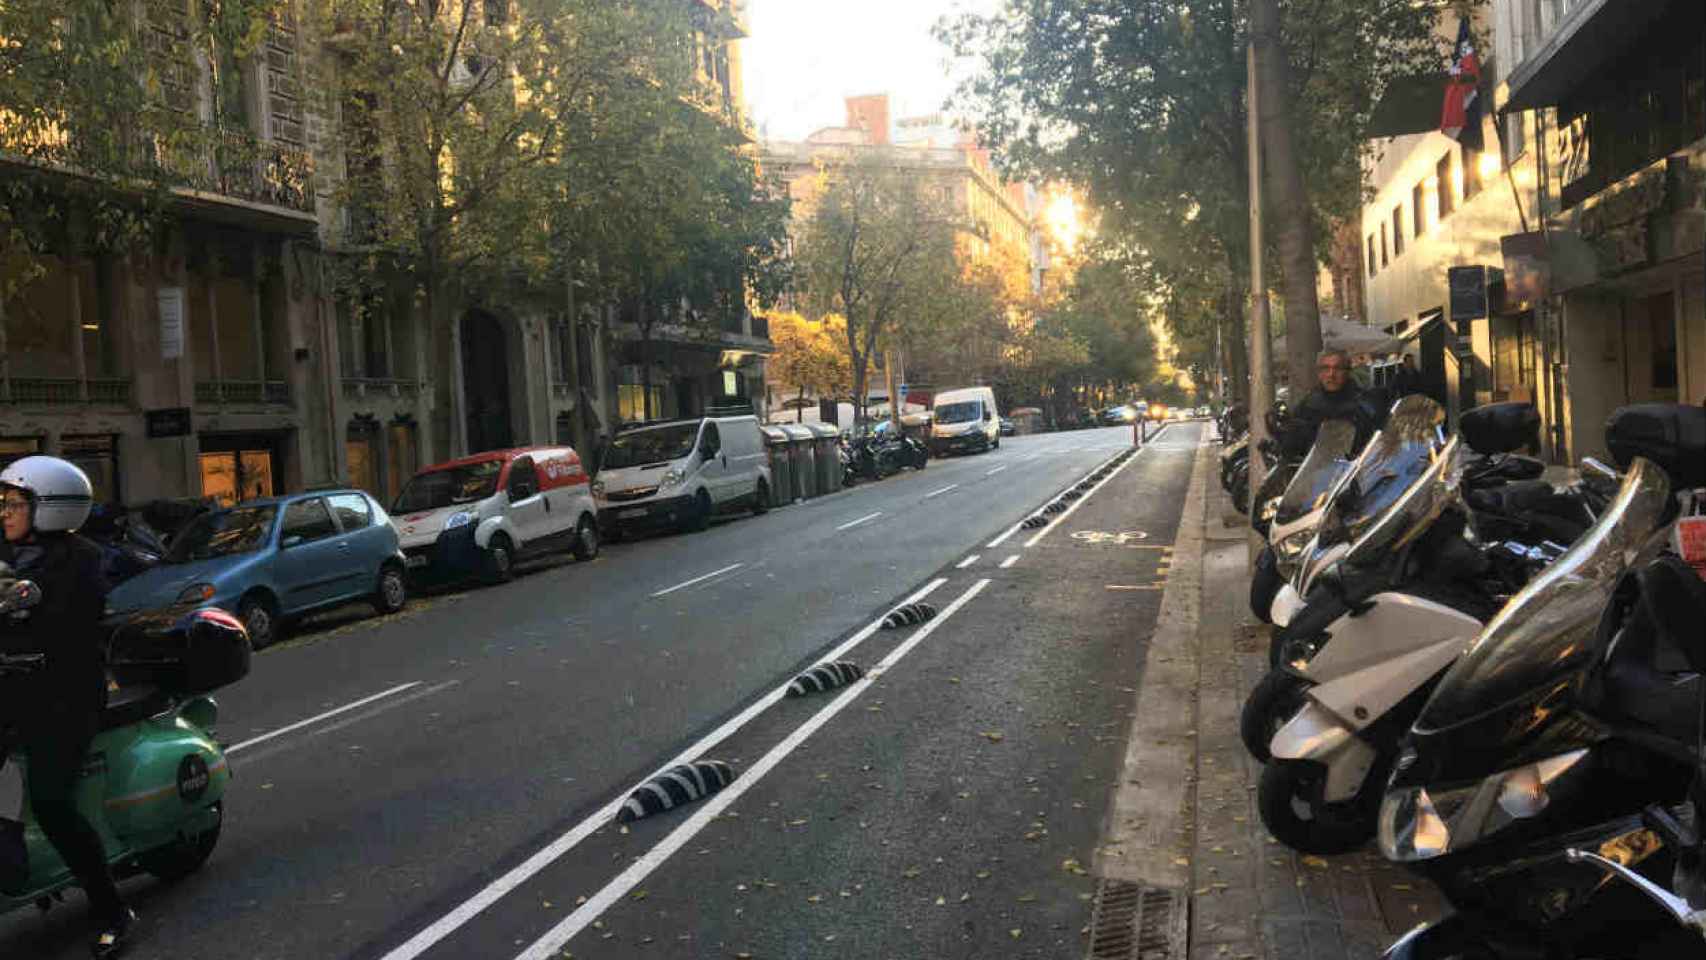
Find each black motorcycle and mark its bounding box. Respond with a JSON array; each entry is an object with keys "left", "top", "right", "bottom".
[
  {"left": 846, "top": 425, "right": 927, "bottom": 481},
  {"left": 1376, "top": 403, "right": 1706, "bottom": 958},
  {"left": 80, "top": 504, "right": 168, "bottom": 585}
]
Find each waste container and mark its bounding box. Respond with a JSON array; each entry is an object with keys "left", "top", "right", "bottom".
[
  {"left": 761, "top": 426, "right": 793, "bottom": 506},
  {"left": 808, "top": 423, "right": 842, "bottom": 494},
  {"left": 780, "top": 424, "right": 818, "bottom": 499}
]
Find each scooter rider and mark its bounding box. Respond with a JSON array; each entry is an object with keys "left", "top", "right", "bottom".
[
  {"left": 0, "top": 456, "right": 135, "bottom": 958},
  {"left": 1280, "top": 348, "right": 1386, "bottom": 457}
]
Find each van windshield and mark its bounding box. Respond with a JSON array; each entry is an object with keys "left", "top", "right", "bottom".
[
  {"left": 604, "top": 423, "right": 699, "bottom": 468},
  {"left": 394, "top": 461, "right": 503, "bottom": 513},
  {"left": 935, "top": 401, "right": 981, "bottom": 424}
]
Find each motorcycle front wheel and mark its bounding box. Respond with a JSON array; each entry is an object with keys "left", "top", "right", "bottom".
[{"left": 1257, "top": 757, "right": 1384, "bottom": 856}]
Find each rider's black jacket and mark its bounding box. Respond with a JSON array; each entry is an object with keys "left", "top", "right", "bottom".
[
  {"left": 0, "top": 532, "right": 111, "bottom": 722},
  {"left": 1280, "top": 382, "right": 1388, "bottom": 458}
]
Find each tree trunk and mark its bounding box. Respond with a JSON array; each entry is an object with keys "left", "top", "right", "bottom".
[
  {"left": 427, "top": 271, "right": 461, "bottom": 462},
  {"left": 796, "top": 385, "right": 805, "bottom": 423},
  {"left": 1251, "top": 0, "right": 1322, "bottom": 386}
]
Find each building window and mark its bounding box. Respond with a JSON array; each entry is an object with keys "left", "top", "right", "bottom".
[
  {"left": 617, "top": 383, "right": 664, "bottom": 424},
  {"left": 199, "top": 449, "right": 275, "bottom": 507},
  {"left": 1412, "top": 183, "right": 1425, "bottom": 237},
  {"left": 1380, "top": 224, "right": 1388, "bottom": 267},
  {"left": 1391, "top": 207, "right": 1404, "bottom": 257},
  {"left": 1366, "top": 235, "right": 1376, "bottom": 277},
  {"left": 1464, "top": 143, "right": 1485, "bottom": 198},
  {"left": 347, "top": 420, "right": 380, "bottom": 498},
  {"left": 60, "top": 434, "right": 120, "bottom": 505},
  {"left": 554, "top": 412, "right": 574, "bottom": 446},
  {"left": 1436, "top": 153, "right": 1455, "bottom": 219}
]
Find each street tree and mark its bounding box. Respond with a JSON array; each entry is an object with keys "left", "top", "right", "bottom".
[
  {"left": 940, "top": 0, "right": 1446, "bottom": 386},
  {"left": 767, "top": 311, "right": 852, "bottom": 422},
  {"left": 795, "top": 155, "right": 960, "bottom": 425}
]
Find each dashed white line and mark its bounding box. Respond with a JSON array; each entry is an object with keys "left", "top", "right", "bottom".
[
  {"left": 956, "top": 554, "right": 980, "bottom": 569},
  {"left": 227, "top": 682, "right": 421, "bottom": 755},
  {"left": 999, "top": 554, "right": 1020, "bottom": 569},
  {"left": 379, "top": 578, "right": 949, "bottom": 960},
  {"left": 836, "top": 511, "right": 883, "bottom": 531},
  {"left": 924, "top": 483, "right": 960, "bottom": 499},
  {"left": 511, "top": 579, "right": 993, "bottom": 960},
  {"left": 650, "top": 562, "right": 745, "bottom": 598},
  {"left": 985, "top": 465, "right": 1008, "bottom": 476}
]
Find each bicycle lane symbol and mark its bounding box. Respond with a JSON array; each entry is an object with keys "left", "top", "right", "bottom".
[{"left": 1071, "top": 530, "right": 1150, "bottom": 547}]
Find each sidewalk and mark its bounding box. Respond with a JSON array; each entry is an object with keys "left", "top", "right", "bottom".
[
  {"left": 1100, "top": 434, "right": 1447, "bottom": 960},
  {"left": 1188, "top": 473, "right": 1448, "bottom": 959}
]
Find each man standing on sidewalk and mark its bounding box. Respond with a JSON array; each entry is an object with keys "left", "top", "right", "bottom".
[{"left": 1280, "top": 348, "right": 1385, "bottom": 456}]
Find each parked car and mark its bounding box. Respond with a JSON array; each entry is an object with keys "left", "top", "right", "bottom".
[
  {"left": 1100, "top": 404, "right": 1139, "bottom": 425},
  {"left": 930, "top": 386, "right": 1002, "bottom": 454},
  {"left": 999, "top": 416, "right": 1016, "bottom": 437},
  {"left": 594, "top": 415, "right": 771, "bottom": 538},
  {"left": 392, "top": 445, "right": 599, "bottom": 586},
  {"left": 106, "top": 490, "right": 407, "bottom": 649}
]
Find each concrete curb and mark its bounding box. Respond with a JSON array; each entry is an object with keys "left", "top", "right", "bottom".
[{"left": 1094, "top": 430, "right": 1210, "bottom": 888}]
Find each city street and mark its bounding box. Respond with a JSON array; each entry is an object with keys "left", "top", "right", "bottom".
[{"left": 0, "top": 423, "right": 1204, "bottom": 960}]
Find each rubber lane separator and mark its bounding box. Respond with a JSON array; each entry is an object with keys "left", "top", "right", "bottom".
[
  {"left": 227, "top": 682, "right": 421, "bottom": 755},
  {"left": 836, "top": 511, "right": 883, "bottom": 531},
  {"left": 509, "top": 578, "right": 993, "bottom": 960},
  {"left": 375, "top": 577, "right": 949, "bottom": 960},
  {"left": 986, "top": 446, "right": 1131, "bottom": 548},
  {"left": 650, "top": 562, "right": 745, "bottom": 598}
]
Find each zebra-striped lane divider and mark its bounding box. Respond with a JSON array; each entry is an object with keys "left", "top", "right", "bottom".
[
  {"left": 787, "top": 661, "right": 865, "bottom": 697},
  {"left": 1044, "top": 501, "right": 1068, "bottom": 514},
  {"left": 617, "top": 761, "right": 737, "bottom": 823},
  {"left": 1022, "top": 515, "right": 1049, "bottom": 529},
  {"left": 882, "top": 601, "right": 938, "bottom": 629}
]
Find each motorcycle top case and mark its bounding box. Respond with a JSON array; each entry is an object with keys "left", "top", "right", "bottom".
[
  {"left": 109, "top": 605, "right": 252, "bottom": 696},
  {"left": 1606, "top": 403, "right": 1706, "bottom": 488},
  {"left": 1458, "top": 402, "right": 1540, "bottom": 456}
]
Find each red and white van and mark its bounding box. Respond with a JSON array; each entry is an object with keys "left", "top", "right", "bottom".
[{"left": 390, "top": 446, "right": 597, "bottom": 583}]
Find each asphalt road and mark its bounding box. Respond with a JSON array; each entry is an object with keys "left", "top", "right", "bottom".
[{"left": 0, "top": 422, "right": 1204, "bottom": 960}]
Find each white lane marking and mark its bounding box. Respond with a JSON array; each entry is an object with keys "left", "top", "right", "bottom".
[
  {"left": 378, "top": 578, "right": 949, "bottom": 960},
  {"left": 985, "top": 465, "right": 1008, "bottom": 476},
  {"left": 999, "top": 554, "right": 1020, "bottom": 569},
  {"left": 227, "top": 682, "right": 421, "bottom": 755},
  {"left": 836, "top": 511, "right": 883, "bottom": 531},
  {"left": 924, "top": 484, "right": 959, "bottom": 499},
  {"left": 956, "top": 554, "right": 980, "bottom": 569},
  {"left": 987, "top": 446, "right": 1130, "bottom": 549},
  {"left": 650, "top": 562, "right": 745, "bottom": 598},
  {"left": 231, "top": 680, "right": 461, "bottom": 764},
  {"left": 1023, "top": 423, "right": 1176, "bottom": 549},
  {"left": 511, "top": 579, "right": 993, "bottom": 960}
]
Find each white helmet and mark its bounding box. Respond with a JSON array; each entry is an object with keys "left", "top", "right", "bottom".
[{"left": 1, "top": 455, "right": 94, "bottom": 533}]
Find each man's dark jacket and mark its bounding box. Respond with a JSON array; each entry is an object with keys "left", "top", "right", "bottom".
[{"left": 1280, "top": 382, "right": 1388, "bottom": 458}]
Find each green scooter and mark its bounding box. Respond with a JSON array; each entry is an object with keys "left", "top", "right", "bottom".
[{"left": 0, "top": 573, "right": 250, "bottom": 920}]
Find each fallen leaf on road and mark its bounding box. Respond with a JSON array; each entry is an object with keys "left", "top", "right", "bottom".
[
  {"left": 1017, "top": 893, "right": 1037, "bottom": 903},
  {"left": 960, "top": 893, "right": 971, "bottom": 903},
  {"left": 975, "top": 870, "right": 991, "bottom": 880},
  {"left": 1172, "top": 857, "right": 1190, "bottom": 866},
  {"left": 806, "top": 894, "right": 821, "bottom": 903},
  {"left": 935, "top": 896, "right": 946, "bottom": 906},
  {"left": 1009, "top": 929, "right": 1023, "bottom": 940},
  {"left": 630, "top": 890, "right": 648, "bottom": 900},
  {"left": 902, "top": 866, "right": 922, "bottom": 879},
  {"left": 1300, "top": 856, "right": 1330, "bottom": 869},
  {"left": 982, "top": 731, "right": 1006, "bottom": 743},
  {"left": 1061, "top": 858, "right": 1088, "bottom": 876}
]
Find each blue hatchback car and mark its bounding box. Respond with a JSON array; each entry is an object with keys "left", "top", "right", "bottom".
[{"left": 107, "top": 490, "right": 407, "bottom": 648}]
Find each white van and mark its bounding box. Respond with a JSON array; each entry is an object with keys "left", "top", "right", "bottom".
[
  {"left": 594, "top": 415, "right": 771, "bottom": 537},
  {"left": 930, "top": 386, "right": 1001, "bottom": 455},
  {"left": 392, "top": 445, "right": 599, "bottom": 584}
]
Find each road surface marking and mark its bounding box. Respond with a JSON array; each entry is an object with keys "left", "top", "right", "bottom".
[
  {"left": 651, "top": 562, "right": 745, "bottom": 598},
  {"left": 836, "top": 511, "right": 883, "bottom": 531},
  {"left": 987, "top": 446, "right": 1131, "bottom": 548},
  {"left": 378, "top": 578, "right": 949, "bottom": 960},
  {"left": 1024, "top": 423, "right": 1174, "bottom": 548},
  {"left": 999, "top": 554, "right": 1020, "bottom": 569},
  {"left": 510, "top": 579, "right": 993, "bottom": 960},
  {"left": 1105, "top": 584, "right": 1162, "bottom": 591},
  {"left": 924, "top": 483, "right": 959, "bottom": 499},
  {"left": 985, "top": 465, "right": 1008, "bottom": 476},
  {"left": 956, "top": 555, "right": 980, "bottom": 569},
  {"left": 227, "top": 682, "right": 421, "bottom": 755}
]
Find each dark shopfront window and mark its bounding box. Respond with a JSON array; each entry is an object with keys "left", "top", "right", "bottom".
[
  {"left": 0, "top": 437, "right": 43, "bottom": 471},
  {"left": 60, "top": 434, "right": 120, "bottom": 505},
  {"left": 1557, "top": 4, "right": 1706, "bottom": 210}
]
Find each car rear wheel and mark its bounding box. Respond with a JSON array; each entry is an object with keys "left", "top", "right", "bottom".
[
  {"left": 371, "top": 564, "right": 407, "bottom": 615},
  {"left": 753, "top": 480, "right": 771, "bottom": 514}
]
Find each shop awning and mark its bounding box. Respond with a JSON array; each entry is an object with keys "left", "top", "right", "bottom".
[
  {"left": 1504, "top": 0, "right": 1673, "bottom": 111},
  {"left": 1365, "top": 74, "right": 1451, "bottom": 140}
]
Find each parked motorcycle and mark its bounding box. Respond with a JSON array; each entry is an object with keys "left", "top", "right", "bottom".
[
  {"left": 846, "top": 423, "right": 928, "bottom": 481},
  {"left": 81, "top": 504, "right": 167, "bottom": 585},
  {"left": 0, "top": 569, "right": 250, "bottom": 925},
  {"left": 1249, "top": 419, "right": 1360, "bottom": 624},
  {"left": 1244, "top": 402, "right": 1606, "bottom": 851},
  {"left": 1374, "top": 403, "right": 1706, "bottom": 958}
]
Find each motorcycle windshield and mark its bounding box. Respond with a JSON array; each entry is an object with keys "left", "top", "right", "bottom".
[
  {"left": 1315, "top": 395, "right": 1447, "bottom": 551},
  {"left": 1415, "top": 457, "right": 1670, "bottom": 734},
  {"left": 1273, "top": 420, "right": 1357, "bottom": 527},
  {"left": 1338, "top": 436, "right": 1466, "bottom": 568}
]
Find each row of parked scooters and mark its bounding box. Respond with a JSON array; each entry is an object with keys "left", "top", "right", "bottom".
[{"left": 1222, "top": 396, "right": 1706, "bottom": 958}]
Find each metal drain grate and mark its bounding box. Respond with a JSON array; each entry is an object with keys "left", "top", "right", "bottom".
[{"left": 1085, "top": 880, "right": 1187, "bottom": 960}]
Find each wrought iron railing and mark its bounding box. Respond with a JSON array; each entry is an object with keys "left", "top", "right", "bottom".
[
  {"left": 341, "top": 378, "right": 422, "bottom": 400},
  {"left": 148, "top": 126, "right": 315, "bottom": 214},
  {"left": 0, "top": 378, "right": 134, "bottom": 405},
  {"left": 195, "top": 380, "right": 292, "bottom": 405},
  {"left": 86, "top": 379, "right": 132, "bottom": 404}
]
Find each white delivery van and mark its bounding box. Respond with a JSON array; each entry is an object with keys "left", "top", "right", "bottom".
[
  {"left": 930, "top": 386, "right": 1001, "bottom": 455},
  {"left": 594, "top": 415, "right": 771, "bottom": 537},
  {"left": 391, "top": 445, "right": 599, "bottom": 584}
]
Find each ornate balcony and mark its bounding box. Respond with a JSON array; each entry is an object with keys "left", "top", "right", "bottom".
[
  {"left": 0, "top": 377, "right": 133, "bottom": 405},
  {"left": 196, "top": 380, "right": 292, "bottom": 405},
  {"left": 341, "top": 378, "right": 422, "bottom": 401},
  {"left": 149, "top": 126, "right": 315, "bottom": 215}
]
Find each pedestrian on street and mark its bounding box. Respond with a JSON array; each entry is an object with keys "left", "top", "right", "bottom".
[
  {"left": 1390, "top": 354, "right": 1424, "bottom": 399},
  {"left": 1280, "top": 348, "right": 1386, "bottom": 457}
]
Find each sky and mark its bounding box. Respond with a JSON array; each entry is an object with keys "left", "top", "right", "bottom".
[{"left": 741, "top": 0, "right": 1002, "bottom": 143}]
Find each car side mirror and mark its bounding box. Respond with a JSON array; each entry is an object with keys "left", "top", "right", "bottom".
[{"left": 280, "top": 535, "right": 304, "bottom": 550}]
